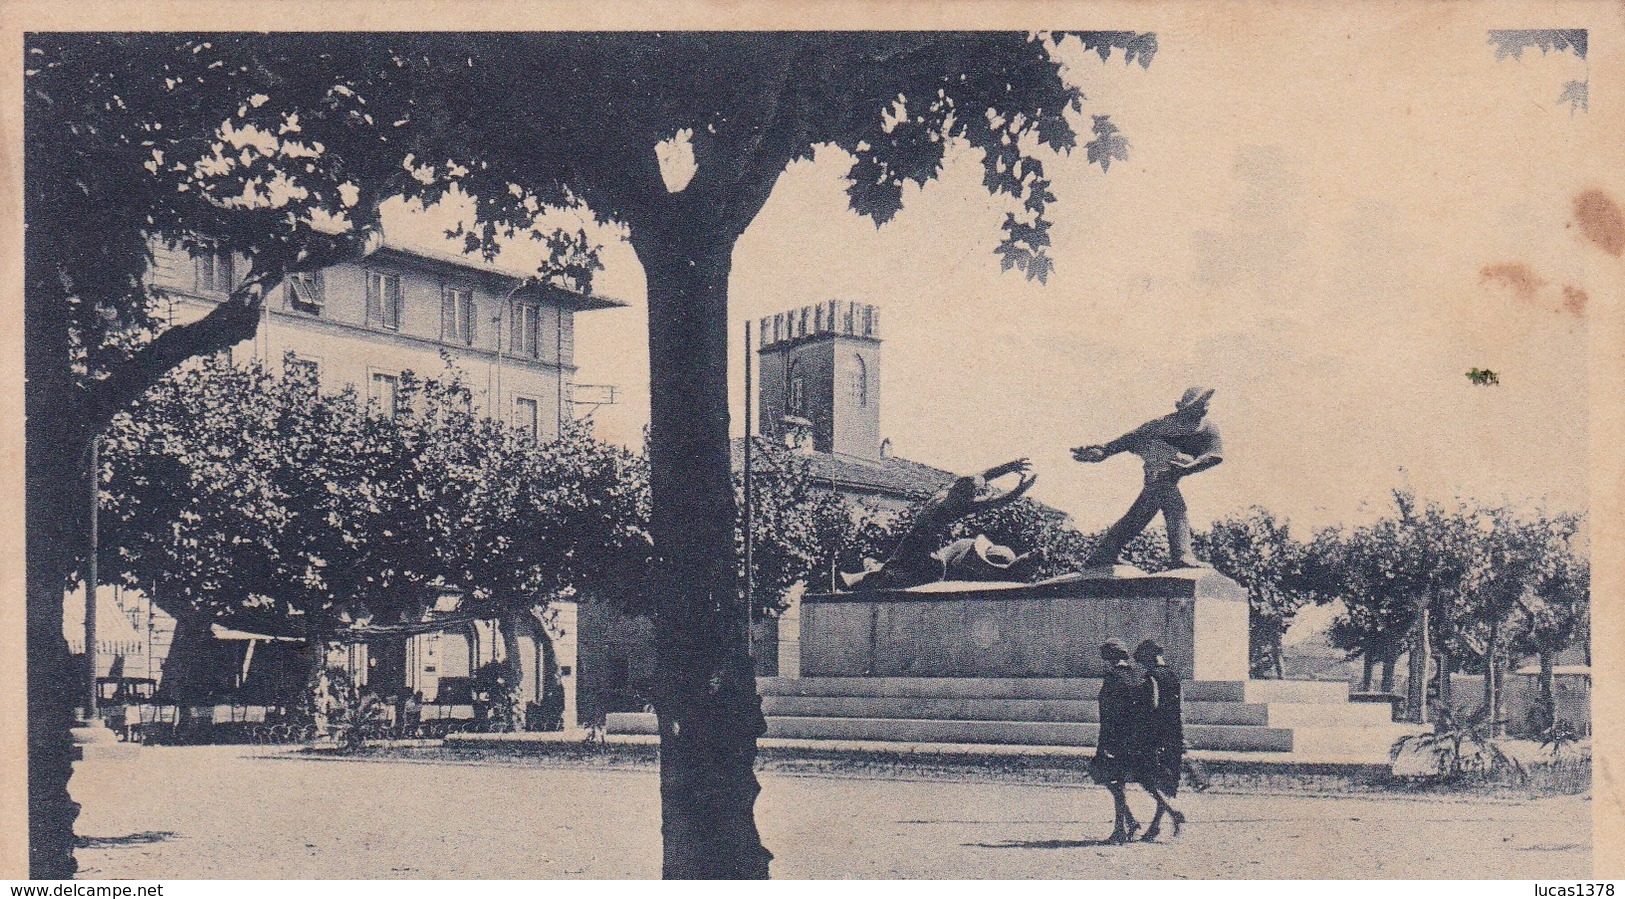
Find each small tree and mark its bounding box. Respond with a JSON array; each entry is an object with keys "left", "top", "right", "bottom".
[
  {"left": 1198, "top": 508, "right": 1315, "bottom": 678},
  {"left": 1509, "top": 513, "right": 1588, "bottom": 734},
  {"left": 1315, "top": 521, "right": 1418, "bottom": 693},
  {"left": 1457, "top": 506, "right": 1566, "bottom": 736}
]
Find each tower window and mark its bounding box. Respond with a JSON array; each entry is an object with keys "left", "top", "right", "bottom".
[
  {"left": 850, "top": 354, "right": 868, "bottom": 407},
  {"left": 786, "top": 358, "right": 806, "bottom": 417}
]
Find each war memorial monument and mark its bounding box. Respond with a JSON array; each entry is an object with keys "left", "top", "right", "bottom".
[{"left": 612, "top": 387, "right": 1414, "bottom": 762}]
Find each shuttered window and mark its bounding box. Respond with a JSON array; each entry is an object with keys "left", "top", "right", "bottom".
[
  {"left": 286, "top": 272, "right": 324, "bottom": 315},
  {"left": 510, "top": 302, "right": 540, "bottom": 358},
  {"left": 442, "top": 286, "right": 475, "bottom": 345},
  {"left": 514, "top": 396, "right": 539, "bottom": 439},
  {"left": 195, "top": 252, "right": 236, "bottom": 294},
  {"left": 366, "top": 272, "right": 402, "bottom": 330}
]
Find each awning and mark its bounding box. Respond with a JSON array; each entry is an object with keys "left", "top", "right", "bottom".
[{"left": 209, "top": 623, "right": 305, "bottom": 643}]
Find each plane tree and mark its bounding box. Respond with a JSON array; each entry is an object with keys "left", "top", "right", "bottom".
[{"left": 99, "top": 357, "right": 653, "bottom": 706}]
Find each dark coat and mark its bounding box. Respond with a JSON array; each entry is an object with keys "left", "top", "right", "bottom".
[
  {"left": 1135, "top": 663, "right": 1185, "bottom": 795},
  {"left": 1091, "top": 660, "right": 1145, "bottom": 785}
]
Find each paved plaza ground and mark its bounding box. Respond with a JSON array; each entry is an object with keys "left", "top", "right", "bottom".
[{"left": 72, "top": 745, "right": 1589, "bottom": 879}]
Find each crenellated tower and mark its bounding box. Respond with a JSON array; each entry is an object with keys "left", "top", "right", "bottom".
[{"left": 756, "top": 301, "right": 881, "bottom": 459}]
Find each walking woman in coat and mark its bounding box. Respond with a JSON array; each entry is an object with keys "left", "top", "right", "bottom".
[
  {"left": 1091, "top": 639, "right": 1145, "bottom": 843},
  {"left": 1133, "top": 639, "right": 1187, "bottom": 840}
]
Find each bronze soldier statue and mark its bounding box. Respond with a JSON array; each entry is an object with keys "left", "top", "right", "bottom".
[{"left": 1073, "top": 387, "right": 1223, "bottom": 570}]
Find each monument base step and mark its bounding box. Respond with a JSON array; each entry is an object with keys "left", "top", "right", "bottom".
[
  {"left": 600, "top": 733, "right": 1401, "bottom": 770},
  {"left": 762, "top": 694, "right": 1273, "bottom": 726},
  {"left": 601, "top": 676, "right": 1414, "bottom": 764},
  {"left": 757, "top": 676, "right": 1245, "bottom": 703},
  {"left": 604, "top": 711, "right": 1298, "bottom": 753}
]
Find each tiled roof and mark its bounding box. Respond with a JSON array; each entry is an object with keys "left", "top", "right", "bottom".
[{"left": 731, "top": 438, "right": 956, "bottom": 500}]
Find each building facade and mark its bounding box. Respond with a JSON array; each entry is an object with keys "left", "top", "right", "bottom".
[
  {"left": 149, "top": 242, "right": 622, "bottom": 436},
  {"left": 94, "top": 241, "right": 624, "bottom": 721}
]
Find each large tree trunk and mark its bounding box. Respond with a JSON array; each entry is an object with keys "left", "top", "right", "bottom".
[
  {"left": 1379, "top": 652, "right": 1397, "bottom": 694},
  {"left": 1361, "top": 655, "right": 1375, "bottom": 692},
  {"left": 632, "top": 216, "right": 770, "bottom": 880},
  {"left": 25, "top": 265, "right": 86, "bottom": 878},
  {"left": 25, "top": 434, "right": 86, "bottom": 879}
]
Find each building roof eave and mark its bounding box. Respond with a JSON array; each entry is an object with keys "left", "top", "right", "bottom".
[{"left": 368, "top": 245, "right": 630, "bottom": 313}]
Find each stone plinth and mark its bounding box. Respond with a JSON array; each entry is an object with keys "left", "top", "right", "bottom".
[{"left": 799, "top": 568, "right": 1248, "bottom": 682}]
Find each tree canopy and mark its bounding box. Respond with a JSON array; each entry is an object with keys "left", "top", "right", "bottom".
[{"left": 1198, "top": 508, "right": 1320, "bottom": 679}]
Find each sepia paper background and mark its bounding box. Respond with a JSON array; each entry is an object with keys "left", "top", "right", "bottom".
[{"left": 0, "top": 0, "right": 1621, "bottom": 880}]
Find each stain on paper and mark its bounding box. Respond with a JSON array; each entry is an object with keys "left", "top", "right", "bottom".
[{"left": 1573, "top": 189, "right": 1624, "bottom": 256}]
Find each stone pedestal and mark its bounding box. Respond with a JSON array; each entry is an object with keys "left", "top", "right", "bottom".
[{"left": 799, "top": 568, "right": 1249, "bottom": 682}]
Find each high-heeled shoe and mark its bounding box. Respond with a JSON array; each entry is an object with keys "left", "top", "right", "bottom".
[{"left": 1108, "top": 819, "right": 1140, "bottom": 845}]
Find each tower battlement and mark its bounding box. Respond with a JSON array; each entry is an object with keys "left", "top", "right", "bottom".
[{"left": 759, "top": 301, "right": 880, "bottom": 349}]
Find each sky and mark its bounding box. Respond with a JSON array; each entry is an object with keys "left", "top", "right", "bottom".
[{"left": 382, "top": 10, "right": 1606, "bottom": 535}]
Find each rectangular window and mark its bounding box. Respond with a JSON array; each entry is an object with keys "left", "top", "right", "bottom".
[
  {"left": 442, "top": 287, "right": 475, "bottom": 345},
  {"left": 195, "top": 252, "right": 236, "bottom": 294},
  {"left": 514, "top": 396, "right": 539, "bottom": 439},
  {"left": 371, "top": 372, "right": 401, "bottom": 415},
  {"left": 366, "top": 271, "right": 402, "bottom": 330},
  {"left": 510, "top": 302, "right": 540, "bottom": 358},
  {"left": 286, "top": 272, "right": 325, "bottom": 315}
]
